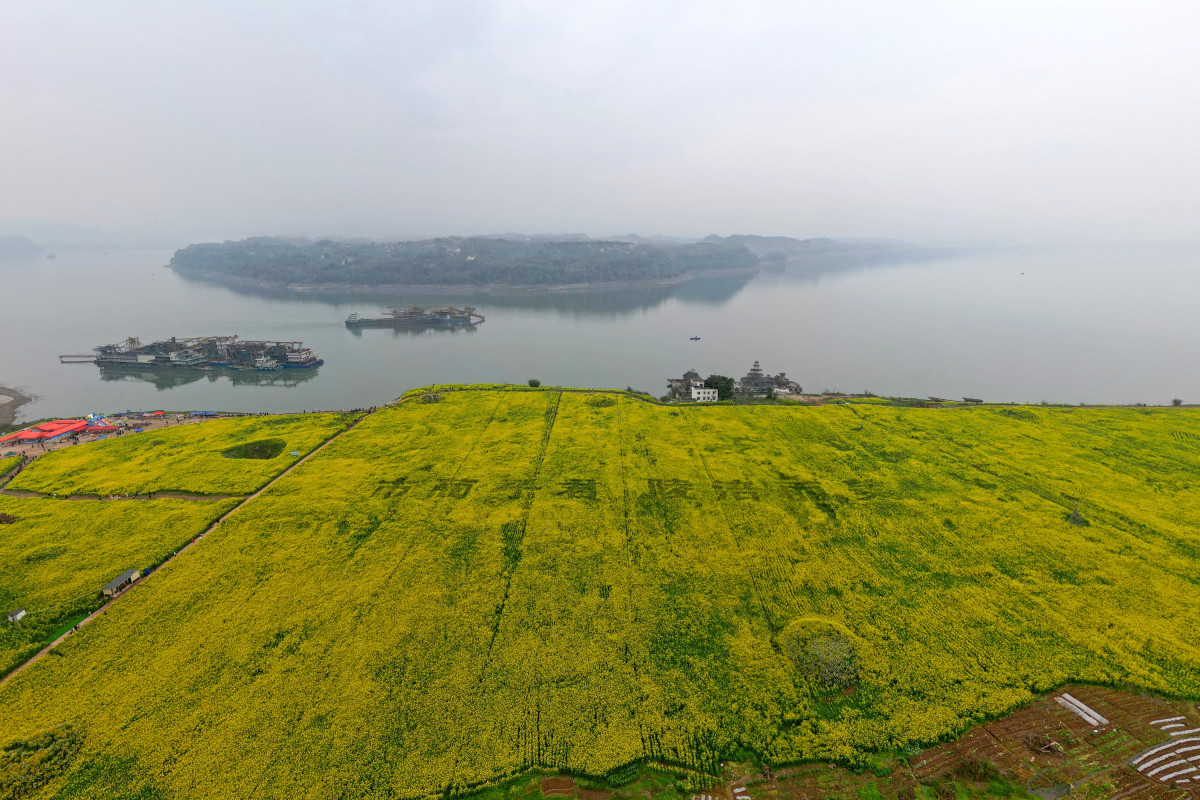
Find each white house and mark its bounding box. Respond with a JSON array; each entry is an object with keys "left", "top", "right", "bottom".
[{"left": 691, "top": 385, "right": 719, "bottom": 403}]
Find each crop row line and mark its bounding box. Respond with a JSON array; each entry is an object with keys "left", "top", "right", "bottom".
[{"left": 446, "top": 391, "right": 563, "bottom": 791}]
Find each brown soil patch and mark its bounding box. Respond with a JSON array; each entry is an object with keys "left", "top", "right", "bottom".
[
  {"left": 752, "top": 685, "right": 1200, "bottom": 800},
  {"left": 541, "top": 777, "right": 575, "bottom": 797}
]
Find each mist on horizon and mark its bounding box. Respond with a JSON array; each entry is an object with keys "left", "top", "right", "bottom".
[{"left": 3, "top": 1, "right": 1199, "bottom": 246}]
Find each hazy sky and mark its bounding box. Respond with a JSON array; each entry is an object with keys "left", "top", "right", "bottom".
[{"left": 3, "top": 1, "right": 1199, "bottom": 243}]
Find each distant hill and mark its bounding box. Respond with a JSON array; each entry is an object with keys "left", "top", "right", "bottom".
[
  {"left": 712, "top": 234, "right": 954, "bottom": 263},
  {"left": 0, "top": 235, "right": 43, "bottom": 261},
  {"left": 169, "top": 235, "right": 760, "bottom": 290},
  {"left": 0, "top": 220, "right": 181, "bottom": 252}
]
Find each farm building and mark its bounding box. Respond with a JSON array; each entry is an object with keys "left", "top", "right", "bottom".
[
  {"left": 102, "top": 570, "right": 141, "bottom": 597},
  {"left": 734, "top": 361, "right": 802, "bottom": 395},
  {"left": 666, "top": 369, "right": 706, "bottom": 400},
  {"left": 6, "top": 609, "right": 25, "bottom": 623},
  {"left": 691, "top": 386, "right": 719, "bottom": 403}
]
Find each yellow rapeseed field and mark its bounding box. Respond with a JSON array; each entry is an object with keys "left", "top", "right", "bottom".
[
  {"left": 7, "top": 412, "right": 356, "bottom": 496},
  {"left": 0, "top": 389, "right": 1198, "bottom": 798},
  {"left": 0, "top": 496, "right": 237, "bottom": 676}
]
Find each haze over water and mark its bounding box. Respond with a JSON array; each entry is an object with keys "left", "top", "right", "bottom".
[{"left": 2, "top": 243, "right": 1197, "bottom": 423}]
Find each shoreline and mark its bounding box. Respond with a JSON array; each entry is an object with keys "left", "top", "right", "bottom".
[
  {"left": 166, "top": 265, "right": 761, "bottom": 295},
  {"left": 0, "top": 385, "right": 32, "bottom": 428}
]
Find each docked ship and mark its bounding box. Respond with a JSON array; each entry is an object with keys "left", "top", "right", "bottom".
[
  {"left": 345, "top": 305, "right": 485, "bottom": 328},
  {"left": 252, "top": 355, "right": 283, "bottom": 371},
  {"left": 62, "top": 336, "right": 323, "bottom": 372}
]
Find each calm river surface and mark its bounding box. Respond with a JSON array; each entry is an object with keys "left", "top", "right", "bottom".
[{"left": 2, "top": 244, "right": 1198, "bottom": 423}]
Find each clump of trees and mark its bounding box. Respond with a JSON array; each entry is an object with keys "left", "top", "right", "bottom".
[{"left": 703, "top": 375, "right": 734, "bottom": 400}]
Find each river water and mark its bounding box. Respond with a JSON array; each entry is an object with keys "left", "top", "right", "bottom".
[{"left": 2, "top": 244, "right": 1198, "bottom": 423}]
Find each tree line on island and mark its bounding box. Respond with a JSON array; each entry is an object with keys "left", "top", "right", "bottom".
[{"left": 168, "top": 233, "right": 935, "bottom": 290}]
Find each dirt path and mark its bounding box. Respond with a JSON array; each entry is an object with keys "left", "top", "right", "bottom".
[
  {"left": 0, "top": 488, "right": 243, "bottom": 501},
  {"left": 0, "top": 410, "right": 374, "bottom": 689}
]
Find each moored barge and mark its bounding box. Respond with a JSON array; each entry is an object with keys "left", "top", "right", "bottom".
[
  {"left": 61, "top": 336, "right": 324, "bottom": 372},
  {"left": 345, "top": 305, "right": 485, "bottom": 327}
]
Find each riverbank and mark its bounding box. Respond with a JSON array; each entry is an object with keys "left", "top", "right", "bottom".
[{"left": 0, "top": 385, "right": 32, "bottom": 428}]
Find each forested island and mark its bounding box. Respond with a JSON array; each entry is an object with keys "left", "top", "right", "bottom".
[
  {"left": 169, "top": 235, "right": 757, "bottom": 290},
  {"left": 168, "top": 234, "right": 942, "bottom": 291}
]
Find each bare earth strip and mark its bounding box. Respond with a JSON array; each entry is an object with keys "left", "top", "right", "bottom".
[
  {"left": 0, "top": 489, "right": 244, "bottom": 501},
  {"left": 0, "top": 408, "right": 376, "bottom": 689}
]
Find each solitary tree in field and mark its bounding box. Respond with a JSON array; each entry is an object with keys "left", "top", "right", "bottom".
[
  {"left": 527, "top": 378, "right": 541, "bottom": 388},
  {"left": 1173, "top": 398, "right": 1183, "bottom": 406}
]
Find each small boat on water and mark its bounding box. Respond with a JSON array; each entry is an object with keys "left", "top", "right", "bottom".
[
  {"left": 346, "top": 305, "right": 485, "bottom": 328},
  {"left": 690, "top": 336, "right": 701, "bottom": 341}
]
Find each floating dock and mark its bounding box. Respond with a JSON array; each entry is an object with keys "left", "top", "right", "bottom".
[{"left": 60, "top": 336, "right": 323, "bottom": 372}]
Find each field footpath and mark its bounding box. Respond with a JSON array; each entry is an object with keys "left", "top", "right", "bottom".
[
  {"left": 0, "top": 408, "right": 376, "bottom": 689},
  {"left": 0, "top": 488, "right": 244, "bottom": 501}
]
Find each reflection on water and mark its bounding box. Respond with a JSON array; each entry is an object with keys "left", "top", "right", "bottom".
[
  {"left": 345, "top": 322, "right": 482, "bottom": 338},
  {"left": 98, "top": 365, "right": 322, "bottom": 390},
  {"left": 172, "top": 248, "right": 952, "bottom": 316},
  {"left": 174, "top": 270, "right": 759, "bottom": 316}
]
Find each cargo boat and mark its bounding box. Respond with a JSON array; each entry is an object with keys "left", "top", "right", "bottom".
[
  {"left": 345, "top": 305, "right": 485, "bottom": 327},
  {"left": 60, "top": 336, "right": 323, "bottom": 371}
]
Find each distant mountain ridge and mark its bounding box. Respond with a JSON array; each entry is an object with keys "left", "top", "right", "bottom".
[
  {"left": 712, "top": 234, "right": 952, "bottom": 262},
  {"left": 0, "top": 220, "right": 182, "bottom": 252}
]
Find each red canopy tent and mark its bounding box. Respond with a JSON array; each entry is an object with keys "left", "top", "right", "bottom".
[{"left": 0, "top": 419, "right": 118, "bottom": 443}]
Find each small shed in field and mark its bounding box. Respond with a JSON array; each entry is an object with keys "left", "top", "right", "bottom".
[
  {"left": 102, "top": 570, "right": 140, "bottom": 597},
  {"left": 6, "top": 609, "right": 25, "bottom": 623}
]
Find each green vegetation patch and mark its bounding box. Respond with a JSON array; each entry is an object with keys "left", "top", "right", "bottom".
[
  {"left": 0, "top": 724, "right": 83, "bottom": 800},
  {"left": 779, "top": 617, "right": 861, "bottom": 688},
  {"left": 221, "top": 438, "right": 286, "bottom": 460}
]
